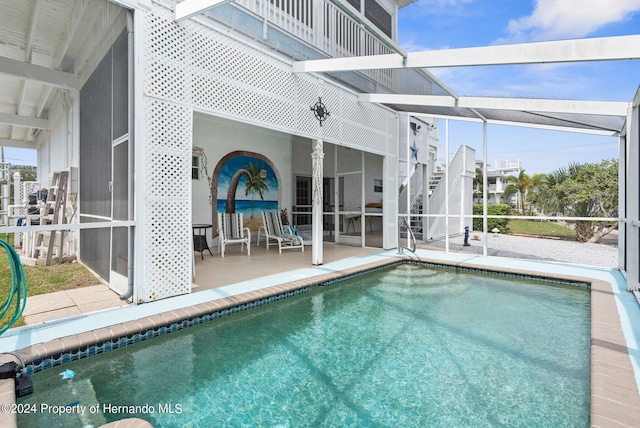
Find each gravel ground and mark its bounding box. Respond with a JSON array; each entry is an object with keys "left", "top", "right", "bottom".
[{"left": 418, "top": 232, "right": 619, "bottom": 269}]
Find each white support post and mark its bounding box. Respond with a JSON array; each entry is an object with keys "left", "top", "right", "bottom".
[
  {"left": 482, "top": 122, "right": 488, "bottom": 257},
  {"left": 361, "top": 151, "right": 365, "bottom": 247},
  {"left": 618, "top": 133, "right": 627, "bottom": 272},
  {"left": 12, "top": 171, "right": 20, "bottom": 246},
  {"left": 311, "top": 139, "right": 324, "bottom": 265},
  {"left": 12, "top": 171, "right": 19, "bottom": 207},
  {"left": 626, "top": 102, "right": 639, "bottom": 291},
  {"left": 445, "top": 119, "right": 449, "bottom": 252},
  {"left": 422, "top": 163, "right": 428, "bottom": 240},
  {"left": 405, "top": 115, "right": 411, "bottom": 249},
  {"left": 334, "top": 144, "right": 339, "bottom": 241}
]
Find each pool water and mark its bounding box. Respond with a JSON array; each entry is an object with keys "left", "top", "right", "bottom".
[{"left": 18, "top": 264, "right": 590, "bottom": 427}]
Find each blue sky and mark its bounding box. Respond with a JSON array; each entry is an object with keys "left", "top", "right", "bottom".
[
  {"left": 3, "top": 147, "right": 36, "bottom": 167},
  {"left": 398, "top": 0, "right": 640, "bottom": 173}
]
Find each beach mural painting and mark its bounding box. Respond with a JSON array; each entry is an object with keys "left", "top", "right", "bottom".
[{"left": 212, "top": 151, "right": 279, "bottom": 235}]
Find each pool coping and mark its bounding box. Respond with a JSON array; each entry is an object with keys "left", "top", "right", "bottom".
[{"left": 1, "top": 253, "right": 639, "bottom": 427}]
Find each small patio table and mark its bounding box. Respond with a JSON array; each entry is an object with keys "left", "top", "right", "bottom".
[{"left": 193, "top": 224, "right": 213, "bottom": 259}]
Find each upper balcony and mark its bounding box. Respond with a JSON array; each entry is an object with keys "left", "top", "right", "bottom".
[
  {"left": 493, "top": 160, "right": 523, "bottom": 173},
  {"left": 207, "top": 0, "right": 438, "bottom": 95}
]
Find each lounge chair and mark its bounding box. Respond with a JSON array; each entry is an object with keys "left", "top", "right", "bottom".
[
  {"left": 217, "top": 213, "right": 251, "bottom": 257},
  {"left": 257, "top": 211, "right": 304, "bottom": 253}
]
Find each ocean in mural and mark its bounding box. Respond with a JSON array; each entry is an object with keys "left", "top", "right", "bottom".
[{"left": 216, "top": 199, "right": 278, "bottom": 218}]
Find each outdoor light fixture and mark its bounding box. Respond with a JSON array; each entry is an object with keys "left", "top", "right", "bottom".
[
  {"left": 311, "top": 97, "right": 330, "bottom": 126},
  {"left": 410, "top": 122, "right": 421, "bottom": 135},
  {"left": 260, "top": 169, "right": 267, "bottom": 178}
]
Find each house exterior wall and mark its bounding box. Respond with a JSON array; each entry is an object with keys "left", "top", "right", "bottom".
[
  {"left": 36, "top": 92, "right": 78, "bottom": 187},
  {"left": 135, "top": 2, "right": 399, "bottom": 302}
]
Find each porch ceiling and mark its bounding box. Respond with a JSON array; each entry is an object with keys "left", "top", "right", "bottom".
[{"left": 0, "top": 0, "right": 123, "bottom": 152}]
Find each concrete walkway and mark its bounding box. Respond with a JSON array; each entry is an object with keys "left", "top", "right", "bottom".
[{"left": 22, "top": 284, "right": 131, "bottom": 325}]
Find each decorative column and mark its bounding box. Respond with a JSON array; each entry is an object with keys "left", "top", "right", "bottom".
[{"left": 311, "top": 139, "right": 324, "bottom": 265}]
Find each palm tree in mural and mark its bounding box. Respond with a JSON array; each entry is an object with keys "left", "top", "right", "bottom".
[
  {"left": 244, "top": 163, "right": 269, "bottom": 218},
  {"left": 225, "top": 163, "right": 269, "bottom": 217}
]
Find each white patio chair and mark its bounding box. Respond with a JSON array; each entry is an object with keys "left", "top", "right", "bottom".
[
  {"left": 257, "top": 211, "right": 304, "bottom": 253},
  {"left": 217, "top": 212, "right": 251, "bottom": 257}
]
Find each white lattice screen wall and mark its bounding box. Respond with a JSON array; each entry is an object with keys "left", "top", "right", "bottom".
[{"left": 138, "top": 3, "right": 398, "bottom": 300}]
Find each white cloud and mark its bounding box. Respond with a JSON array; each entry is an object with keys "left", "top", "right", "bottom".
[{"left": 507, "top": 0, "right": 640, "bottom": 41}]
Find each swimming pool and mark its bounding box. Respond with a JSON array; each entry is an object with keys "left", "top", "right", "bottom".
[{"left": 17, "top": 263, "right": 590, "bottom": 427}]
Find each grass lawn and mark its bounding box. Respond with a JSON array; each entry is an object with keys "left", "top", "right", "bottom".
[
  {"left": 508, "top": 219, "right": 576, "bottom": 240},
  {"left": 0, "top": 238, "right": 100, "bottom": 329}
]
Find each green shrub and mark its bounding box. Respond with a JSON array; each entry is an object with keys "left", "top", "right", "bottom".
[{"left": 473, "top": 204, "right": 512, "bottom": 233}]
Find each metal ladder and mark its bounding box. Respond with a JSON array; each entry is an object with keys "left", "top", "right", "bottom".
[{"left": 33, "top": 171, "right": 69, "bottom": 265}]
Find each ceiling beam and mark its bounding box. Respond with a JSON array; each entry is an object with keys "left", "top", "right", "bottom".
[
  {"left": 293, "top": 53, "right": 404, "bottom": 73},
  {"left": 358, "top": 93, "right": 629, "bottom": 116},
  {"left": 359, "top": 93, "right": 457, "bottom": 107},
  {"left": 0, "top": 56, "right": 81, "bottom": 90},
  {"left": 0, "top": 113, "right": 48, "bottom": 129},
  {"left": 458, "top": 96, "right": 629, "bottom": 116},
  {"left": 483, "top": 119, "right": 619, "bottom": 137},
  {"left": 406, "top": 35, "right": 640, "bottom": 68},
  {"left": 0, "top": 139, "right": 38, "bottom": 150},
  {"left": 54, "top": 0, "right": 94, "bottom": 68},
  {"left": 24, "top": 0, "right": 42, "bottom": 63},
  {"left": 408, "top": 113, "right": 617, "bottom": 136},
  {"left": 294, "top": 35, "right": 640, "bottom": 73},
  {"left": 175, "top": 0, "right": 231, "bottom": 22}
]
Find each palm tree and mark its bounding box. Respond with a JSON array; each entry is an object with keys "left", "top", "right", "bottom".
[
  {"left": 473, "top": 167, "right": 484, "bottom": 203},
  {"left": 225, "top": 169, "right": 250, "bottom": 213},
  {"left": 527, "top": 173, "right": 548, "bottom": 215},
  {"left": 542, "top": 162, "right": 597, "bottom": 241},
  {"left": 504, "top": 170, "right": 533, "bottom": 214},
  {"left": 225, "top": 163, "right": 269, "bottom": 217}
]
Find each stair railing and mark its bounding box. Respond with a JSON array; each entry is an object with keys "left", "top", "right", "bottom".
[{"left": 398, "top": 216, "right": 417, "bottom": 255}]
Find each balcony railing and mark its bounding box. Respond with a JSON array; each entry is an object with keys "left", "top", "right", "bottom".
[
  {"left": 494, "top": 160, "right": 522, "bottom": 171},
  {"left": 235, "top": 0, "right": 431, "bottom": 93}
]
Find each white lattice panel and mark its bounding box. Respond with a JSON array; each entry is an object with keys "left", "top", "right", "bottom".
[
  {"left": 140, "top": 89, "right": 192, "bottom": 300},
  {"left": 317, "top": 84, "right": 342, "bottom": 141},
  {"left": 184, "top": 14, "right": 298, "bottom": 131},
  {"left": 146, "top": 98, "right": 192, "bottom": 151},
  {"left": 387, "top": 115, "right": 399, "bottom": 155},
  {"left": 22, "top": 182, "right": 41, "bottom": 203},
  {"left": 340, "top": 90, "right": 390, "bottom": 155},
  {"left": 143, "top": 200, "right": 192, "bottom": 301},
  {"left": 294, "top": 73, "right": 326, "bottom": 136},
  {"left": 145, "top": 8, "right": 190, "bottom": 103},
  {"left": 139, "top": 3, "right": 399, "bottom": 301}
]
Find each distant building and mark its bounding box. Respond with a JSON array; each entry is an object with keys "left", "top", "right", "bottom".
[{"left": 475, "top": 160, "right": 522, "bottom": 205}]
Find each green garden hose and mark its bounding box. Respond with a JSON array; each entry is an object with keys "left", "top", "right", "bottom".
[{"left": 0, "top": 239, "right": 27, "bottom": 334}]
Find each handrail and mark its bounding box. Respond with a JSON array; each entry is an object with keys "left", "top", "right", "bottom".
[{"left": 399, "top": 215, "right": 417, "bottom": 255}]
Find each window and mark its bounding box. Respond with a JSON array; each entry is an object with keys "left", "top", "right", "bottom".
[
  {"left": 374, "top": 178, "right": 383, "bottom": 193},
  {"left": 364, "top": 0, "right": 392, "bottom": 38},
  {"left": 192, "top": 155, "right": 200, "bottom": 180},
  {"left": 295, "top": 176, "right": 312, "bottom": 225},
  {"left": 346, "top": 0, "right": 360, "bottom": 11}
]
